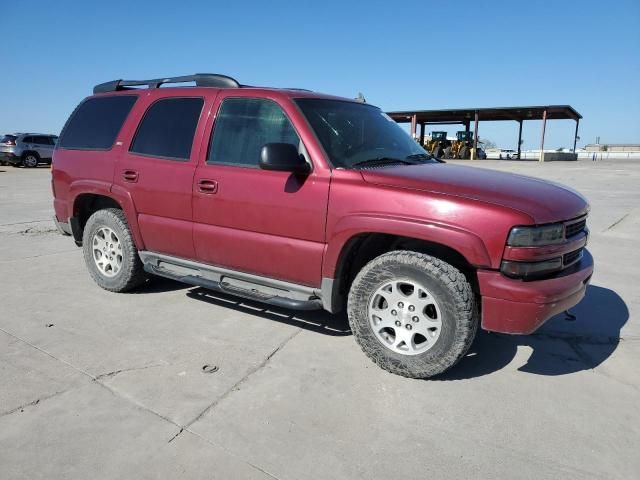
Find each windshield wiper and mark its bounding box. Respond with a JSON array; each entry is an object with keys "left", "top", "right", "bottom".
[
  {"left": 351, "top": 157, "right": 414, "bottom": 169},
  {"left": 406, "top": 152, "right": 445, "bottom": 164},
  {"left": 406, "top": 153, "right": 432, "bottom": 160}
]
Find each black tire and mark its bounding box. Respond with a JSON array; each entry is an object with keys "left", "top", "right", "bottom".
[
  {"left": 82, "top": 208, "right": 146, "bottom": 292},
  {"left": 347, "top": 251, "right": 477, "bottom": 379},
  {"left": 22, "top": 152, "right": 39, "bottom": 168}
]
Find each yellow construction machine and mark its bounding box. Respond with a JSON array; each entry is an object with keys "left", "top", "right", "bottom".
[
  {"left": 450, "top": 131, "right": 474, "bottom": 159},
  {"left": 426, "top": 131, "right": 449, "bottom": 157}
]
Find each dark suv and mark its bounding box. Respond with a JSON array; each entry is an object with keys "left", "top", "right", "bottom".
[{"left": 51, "top": 74, "right": 593, "bottom": 378}]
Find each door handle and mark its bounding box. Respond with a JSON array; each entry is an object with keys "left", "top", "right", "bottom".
[
  {"left": 197, "top": 179, "right": 218, "bottom": 194},
  {"left": 122, "top": 170, "right": 139, "bottom": 183}
]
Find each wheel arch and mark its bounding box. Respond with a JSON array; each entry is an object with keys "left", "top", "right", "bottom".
[
  {"left": 70, "top": 188, "right": 143, "bottom": 249},
  {"left": 21, "top": 150, "right": 40, "bottom": 166},
  {"left": 21, "top": 150, "right": 40, "bottom": 159},
  {"left": 322, "top": 218, "right": 490, "bottom": 313}
]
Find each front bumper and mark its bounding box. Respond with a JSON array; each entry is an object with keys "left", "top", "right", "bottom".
[
  {"left": 0, "top": 152, "right": 20, "bottom": 165},
  {"left": 478, "top": 249, "right": 594, "bottom": 334}
]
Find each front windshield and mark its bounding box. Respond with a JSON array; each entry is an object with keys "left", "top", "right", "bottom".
[{"left": 295, "top": 99, "right": 435, "bottom": 168}]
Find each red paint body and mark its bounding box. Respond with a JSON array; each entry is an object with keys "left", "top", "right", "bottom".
[{"left": 52, "top": 87, "right": 593, "bottom": 334}]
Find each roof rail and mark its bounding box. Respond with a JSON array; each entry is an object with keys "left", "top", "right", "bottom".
[{"left": 93, "top": 73, "right": 240, "bottom": 94}]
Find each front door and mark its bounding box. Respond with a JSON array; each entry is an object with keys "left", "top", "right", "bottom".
[
  {"left": 114, "top": 94, "right": 209, "bottom": 259},
  {"left": 192, "top": 95, "right": 330, "bottom": 287}
]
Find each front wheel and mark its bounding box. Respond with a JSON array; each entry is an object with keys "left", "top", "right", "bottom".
[
  {"left": 347, "top": 251, "right": 477, "bottom": 378},
  {"left": 82, "top": 208, "right": 146, "bottom": 292}
]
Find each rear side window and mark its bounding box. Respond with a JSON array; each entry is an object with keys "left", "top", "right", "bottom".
[
  {"left": 33, "top": 136, "right": 52, "bottom": 145},
  {"left": 208, "top": 98, "right": 299, "bottom": 167},
  {"left": 130, "top": 97, "right": 203, "bottom": 161},
  {"left": 58, "top": 96, "right": 137, "bottom": 150},
  {"left": 22, "top": 136, "right": 34, "bottom": 143}
]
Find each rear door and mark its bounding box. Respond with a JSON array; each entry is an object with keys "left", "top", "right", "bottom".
[
  {"left": 114, "top": 93, "right": 211, "bottom": 259},
  {"left": 192, "top": 94, "right": 330, "bottom": 287},
  {"left": 33, "top": 136, "right": 54, "bottom": 159}
]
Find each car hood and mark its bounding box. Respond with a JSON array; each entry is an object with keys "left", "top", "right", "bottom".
[{"left": 360, "top": 163, "right": 589, "bottom": 224}]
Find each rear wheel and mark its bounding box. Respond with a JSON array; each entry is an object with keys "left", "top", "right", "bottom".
[
  {"left": 347, "top": 251, "right": 477, "bottom": 378},
  {"left": 82, "top": 208, "right": 146, "bottom": 292},
  {"left": 22, "top": 153, "right": 39, "bottom": 168}
]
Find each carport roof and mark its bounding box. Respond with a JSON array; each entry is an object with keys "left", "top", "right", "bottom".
[{"left": 386, "top": 105, "right": 582, "bottom": 123}]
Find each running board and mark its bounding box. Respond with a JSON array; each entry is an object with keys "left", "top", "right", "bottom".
[{"left": 139, "top": 251, "right": 323, "bottom": 311}]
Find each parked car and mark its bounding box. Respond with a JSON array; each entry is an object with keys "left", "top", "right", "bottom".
[
  {"left": 499, "top": 149, "right": 517, "bottom": 159},
  {"left": 0, "top": 133, "right": 58, "bottom": 167},
  {"left": 51, "top": 73, "right": 593, "bottom": 379}
]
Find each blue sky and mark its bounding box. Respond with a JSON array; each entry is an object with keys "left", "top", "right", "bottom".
[{"left": 2, "top": 0, "right": 639, "bottom": 149}]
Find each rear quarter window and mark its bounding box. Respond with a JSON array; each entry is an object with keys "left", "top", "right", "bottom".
[{"left": 58, "top": 95, "right": 137, "bottom": 150}]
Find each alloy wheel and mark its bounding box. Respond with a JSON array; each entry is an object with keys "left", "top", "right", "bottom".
[
  {"left": 368, "top": 279, "right": 442, "bottom": 355},
  {"left": 91, "top": 227, "right": 123, "bottom": 277}
]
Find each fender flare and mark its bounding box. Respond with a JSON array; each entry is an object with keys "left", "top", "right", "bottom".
[
  {"left": 68, "top": 181, "right": 145, "bottom": 250},
  {"left": 322, "top": 213, "right": 492, "bottom": 279},
  {"left": 109, "top": 184, "right": 145, "bottom": 250}
]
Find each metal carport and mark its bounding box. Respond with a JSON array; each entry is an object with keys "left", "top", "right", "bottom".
[{"left": 386, "top": 105, "right": 582, "bottom": 161}]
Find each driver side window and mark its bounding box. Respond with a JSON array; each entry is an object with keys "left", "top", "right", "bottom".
[{"left": 208, "top": 98, "right": 300, "bottom": 167}]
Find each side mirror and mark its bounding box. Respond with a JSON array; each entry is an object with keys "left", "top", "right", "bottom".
[{"left": 259, "top": 143, "right": 311, "bottom": 175}]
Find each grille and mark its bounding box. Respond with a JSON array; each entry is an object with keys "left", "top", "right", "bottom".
[
  {"left": 563, "top": 249, "right": 583, "bottom": 267},
  {"left": 565, "top": 218, "right": 587, "bottom": 238}
]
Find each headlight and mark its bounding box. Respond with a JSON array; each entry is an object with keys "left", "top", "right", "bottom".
[{"left": 507, "top": 224, "right": 564, "bottom": 247}]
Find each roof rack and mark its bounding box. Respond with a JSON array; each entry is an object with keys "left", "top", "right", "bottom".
[{"left": 93, "top": 73, "right": 241, "bottom": 94}]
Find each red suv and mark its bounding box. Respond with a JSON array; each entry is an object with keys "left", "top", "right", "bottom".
[{"left": 52, "top": 73, "right": 593, "bottom": 378}]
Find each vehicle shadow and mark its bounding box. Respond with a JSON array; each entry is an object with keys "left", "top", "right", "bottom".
[
  {"left": 437, "top": 285, "right": 628, "bottom": 380},
  {"left": 132, "top": 276, "right": 192, "bottom": 294},
  {"left": 133, "top": 279, "right": 627, "bottom": 377},
  {"left": 132, "top": 277, "right": 351, "bottom": 335},
  {"left": 186, "top": 287, "right": 352, "bottom": 337}
]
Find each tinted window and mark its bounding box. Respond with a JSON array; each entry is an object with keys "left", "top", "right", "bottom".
[
  {"left": 59, "top": 96, "right": 137, "bottom": 150},
  {"left": 22, "top": 136, "right": 34, "bottom": 144},
  {"left": 130, "top": 97, "right": 203, "bottom": 160},
  {"left": 208, "top": 98, "right": 299, "bottom": 167},
  {"left": 33, "top": 136, "right": 51, "bottom": 145}
]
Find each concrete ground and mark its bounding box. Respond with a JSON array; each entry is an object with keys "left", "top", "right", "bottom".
[{"left": 0, "top": 159, "right": 638, "bottom": 480}]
